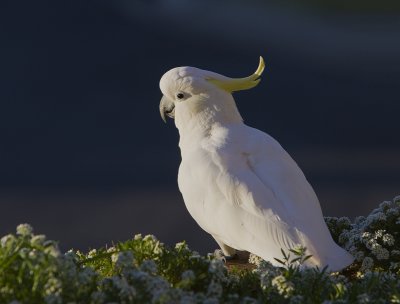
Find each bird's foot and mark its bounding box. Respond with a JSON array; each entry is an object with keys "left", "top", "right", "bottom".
[{"left": 211, "top": 249, "right": 238, "bottom": 263}]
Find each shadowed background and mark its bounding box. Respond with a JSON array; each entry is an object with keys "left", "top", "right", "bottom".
[{"left": 1, "top": 0, "right": 399, "bottom": 253}]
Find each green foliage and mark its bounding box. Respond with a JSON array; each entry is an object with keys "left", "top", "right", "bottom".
[{"left": 0, "top": 195, "right": 399, "bottom": 303}]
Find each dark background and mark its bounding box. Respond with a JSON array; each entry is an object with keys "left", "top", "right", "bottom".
[{"left": 1, "top": 0, "right": 399, "bottom": 253}]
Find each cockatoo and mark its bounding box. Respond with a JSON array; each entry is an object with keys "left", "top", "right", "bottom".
[{"left": 159, "top": 57, "right": 353, "bottom": 271}]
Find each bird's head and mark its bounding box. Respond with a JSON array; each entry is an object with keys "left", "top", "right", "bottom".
[{"left": 159, "top": 57, "right": 265, "bottom": 129}]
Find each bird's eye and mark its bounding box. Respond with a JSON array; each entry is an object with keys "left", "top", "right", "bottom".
[{"left": 176, "top": 93, "right": 185, "bottom": 100}]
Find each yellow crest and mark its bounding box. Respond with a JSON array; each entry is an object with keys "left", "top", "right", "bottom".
[{"left": 207, "top": 56, "right": 265, "bottom": 92}]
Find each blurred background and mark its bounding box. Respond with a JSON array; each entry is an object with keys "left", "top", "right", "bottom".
[{"left": 1, "top": 0, "right": 399, "bottom": 253}]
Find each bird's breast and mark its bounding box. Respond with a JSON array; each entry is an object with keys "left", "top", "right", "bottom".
[{"left": 177, "top": 145, "right": 226, "bottom": 234}]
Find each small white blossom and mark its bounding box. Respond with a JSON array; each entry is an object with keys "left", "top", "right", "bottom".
[
  {"left": 106, "top": 246, "right": 116, "bottom": 253},
  {"left": 248, "top": 253, "right": 263, "bottom": 266},
  {"left": 1, "top": 234, "right": 16, "bottom": 248},
  {"left": 44, "top": 242, "right": 61, "bottom": 258},
  {"left": 87, "top": 249, "right": 97, "bottom": 258},
  {"left": 271, "top": 275, "right": 294, "bottom": 298},
  {"left": 374, "top": 230, "right": 385, "bottom": 239},
  {"left": 31, "top": 234, "right": 46, "bottom": 246},
  {"left": 44, "top": 277, "right": 62, "bottom": 296},
  {"left": 16, "top": 223, "right": 33, "bottom": 236},
  {"left": 143, "top": 234, "right": 157, "bottom": 242},
  {"left": 382, "top": 233, "right": 395, "bottom": 246},
  {"left": 175, "top": 241, "right": 188, "bottom": 251}
]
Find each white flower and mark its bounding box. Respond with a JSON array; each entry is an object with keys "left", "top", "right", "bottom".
[
  {"left": 44, "top": 277, "right": 62, "bottom": 296},
  {"left": 16, "top": 223, "right": 33, "bottom": 236},
  {"left": 87, "top": 249, "right": 97, "bottom": 258},
  {"left": 248, "top": 253, "right": 263, "bottom": 266},
  {"left": 44, "top": 242, "right": 61, "bottom": 258},
  {"left": 361, "top": 232, "right": 372, "bottom": 239},
  {"left": 30, "top": 234, "right": 46, "bottom": 246},
  {"left": 1, "top": 234, "right": 16, "bottom": 248},
  {"left": 106, "top": 246, "right": 116, "bottom": 253},
  {"left": 175, "top": 241, "right": 188, "bottom": 251},
  {"left": 134, "top": 233, "right": 142, "bottom": 240},
  {"left": 374, "top": 230, "right": 385, "bottom": 239},
  {"left": 364, "top": 239, "right": 380, "bottom": 250},
  {"left": 28, "top": 249, "right": 40, "bottom": 259},
  {"left": 382, "top": 233, "right": 395, "bottom": 246},
  {"left": 271, "top": 275, "right": 294, "bottom": 298},
  {"left": 143, "top": 234, "right": 157, "bottom": 242}
]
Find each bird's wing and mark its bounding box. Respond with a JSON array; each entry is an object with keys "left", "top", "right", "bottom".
[{"left": 211, "top": 125, "right": 334, "bottom": 262}]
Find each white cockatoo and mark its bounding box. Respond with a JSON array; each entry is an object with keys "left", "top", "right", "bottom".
[{"left": 159, "top": 57, "right": 353, "bottom": 271}]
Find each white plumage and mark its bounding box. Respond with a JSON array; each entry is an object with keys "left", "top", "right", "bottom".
[{"left": 159, "top": 58, "right": 353, "bottom": 271}]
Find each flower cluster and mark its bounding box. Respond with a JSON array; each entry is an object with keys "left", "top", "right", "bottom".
[
  {"left": 1, "top": 195, "right": 400, "bottom": 303},
  {"left": 325, "top": 195, "right": 400, "bottom": 274}
]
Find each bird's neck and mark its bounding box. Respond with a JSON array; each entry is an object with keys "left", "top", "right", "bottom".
[{"left": 175, "top": 96, "right": 243, "bottom": 146}]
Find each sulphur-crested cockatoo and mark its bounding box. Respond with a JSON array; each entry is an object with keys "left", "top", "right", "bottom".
[{"left": 159, "top": 57, "right": 353, "bottom": 271}]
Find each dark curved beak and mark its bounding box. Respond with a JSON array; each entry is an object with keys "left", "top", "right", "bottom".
[{"left": 159, "top": 95, "right": 175, "bottom": 123}]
